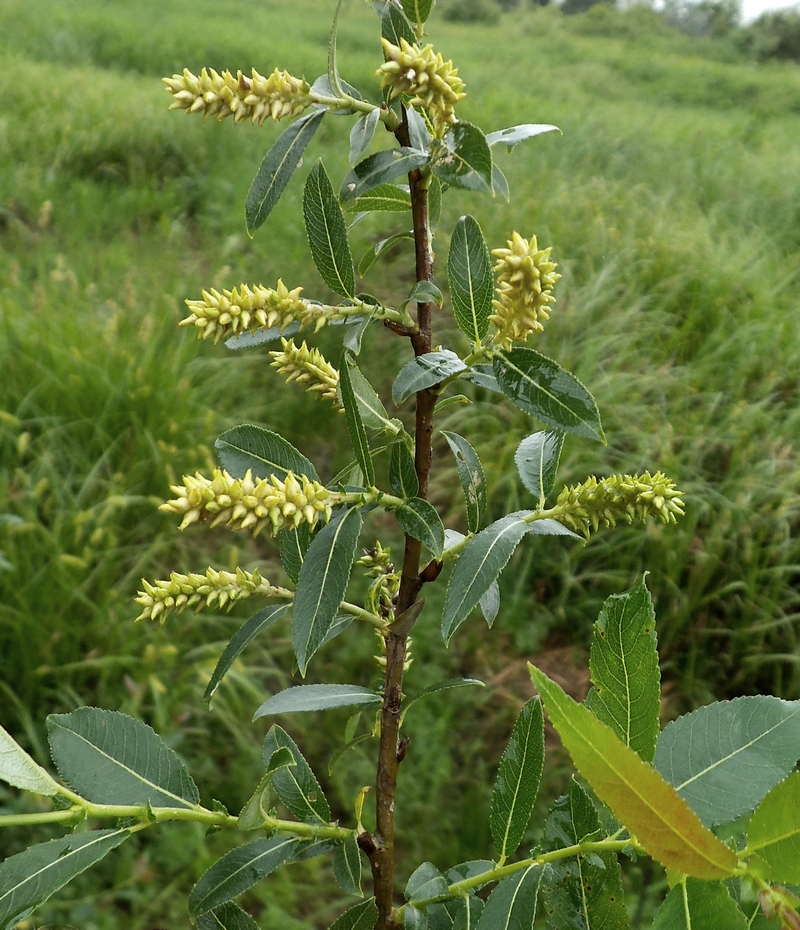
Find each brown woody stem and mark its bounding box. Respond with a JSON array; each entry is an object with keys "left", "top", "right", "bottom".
[{"left": 369, "top": 113, "right": 437, "bottom": 930}]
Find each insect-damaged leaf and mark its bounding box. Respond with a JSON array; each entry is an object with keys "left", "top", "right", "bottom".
[{"left": 441, "top": 430, "right": 486, "bottom": 534}]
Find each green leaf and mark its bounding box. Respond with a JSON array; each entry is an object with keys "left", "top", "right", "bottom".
[
  {"left": 406, "top": 280, "right": 443, "bottom": 309},
  {"left": 432, "top": 123, "right": 493, "bottom": 194},
  {"left": 47, "top": 707, "right": 200, "bottom": 809},
  {"left": 339, "top": 352, "right": 375, "bottom": 486},
  {"left": 188, "top": 836, "right": 301, "bottom": 917},
  {"left": 197, "top": 902, "right": 261, "bottom": 930},
  {"left": 442, "top": 512, "right": 534, "bottom": 645},
  {"left": 429, "top": 897, "right": 484, "bottom": 930},
  {"left": 311, "top": 74, "right": 364, "bottom": 114},
  {"left": 491, "top": 165, "right": 510, "bottom": 201},
  {"left": 333, "top": 833, "right": 363, "bottom": 897},
  {"left": 0, "top": 723, "right": 60, "bottom": 796},
  {"left": 344, "top": 300, "right": 378, "bottom": 354},
  {"left": 293, "top": 506, "right": 363, "bottom": 676},
  {"left": 404, "top": 678, "right": 485, "bottom": 718},
  {"left": 278, "top": 523, "right": 313, "bottom": 584},
  {"left": 0, "top": 829, "right": 129, "bottom": 930},
  {"left": 407, "top": 862, "right": 448, "bottom": 902},
  {"left": 341, "top": 353, "right": 396, "bottom": 432},
  {"left": 245, "top": 109, "right": 325, "bottom": 235},
  {"left": 480, "top": 582, "right": 500, "bottom": 628},
  {"left": 406, "top": 108, "right": 432, "bottom": 155},
  {"left": 401, "top": 0, "right": 434, "bottom": 26},
  {"left": 428, "top": 176, "right": 443, "bottom": 230},
  {"left": 254, "top": 685, "right": 382, "bottom": 718},
  {"left": 654, "top": 696, "right": 800, "bottom": 827},
  {"left": 263, "top": 725, "right": 331, "bottom": 824},
  {"left": 441, "top": 431, "right": 486, "bottom": 534},
  {"left": 490, "top": 697, "right": 545, "bottom": 860},
  {"left": 585, "top": 576, "right": 661, "bottom": 763},
  {"left": 205, "top": 605, "right": 290, "bottom": 704},
  {"left": 216, "top": 424, "right": 318, "bottom": 482},
  {"left": 514, "top": 430, "right": 565, "bottom": 502},
  {"left": 382, "top": 3, "right": 416, "bottom": 45},
  {"left": 392, "top": 350, "right": 466, "bottom": 406},
  {"left": 390, "top": 439, "right": 419, "bottom": 498},
  {"left": 341, "top": 148, "right": 429, "bottom": 203},
  {"left": 328, "top": 0, "right": 346, "bottom": 98},
  {"left": 651, "top": 878, "right": 748, "bottom": 930},
  {"left": 447, "top": 215, "right": 493, "bottom": 344},
  {"left": 475, "top": 864, "right": 542, "bottom": 930},
  {"left": 747, "top": 771, "right": 800, "bottom": 883},
  {"left": 304, "top": 160, "right": 355, "bottom": 298},
  {"left": 346, "top": 183, "right": 412, "bottom": 213},
  {"left": 528, "top": 665, "right": 738, "bottom": 879},
  {"left": 486, "top": 124, "right": 561, "bottom": 150},
  {"left": 358, "top": 231, "right": 413, "bottom": 277},
  {"left": 225, "top": 321, "right": 301, "bottom": 350},
  {"left": 542, "top": 780, "right": 629, "bottom": 930},
  {"left": 392, "top": 497, "right": 446, "bottom": 559},
  {"left": 405, "top": 905, "right": 427, "bottom": 929},
  {"left": 330, "top": 898, "right": 379, "bottom": 930},
  {"left": 493, "top": 348, "right": 604, "bottom": 442},
  {"left": 444, "top": 860, "right": 495, "bottom": 888},
  {"left": 237, "top": 747, "right": 295, "bottom": 831}
]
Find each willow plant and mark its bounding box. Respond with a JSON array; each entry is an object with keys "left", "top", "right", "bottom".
[{"left": 1, "top": 2, "right": 799, "bottom": 929}]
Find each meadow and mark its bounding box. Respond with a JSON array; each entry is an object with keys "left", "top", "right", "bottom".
[{"left": 1, "top": 0, "right": 799, "bottom": 925}]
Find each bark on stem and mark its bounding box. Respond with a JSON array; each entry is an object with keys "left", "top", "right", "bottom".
[{"left": 369, "top": 115, "right": 436, "bottom": 930}]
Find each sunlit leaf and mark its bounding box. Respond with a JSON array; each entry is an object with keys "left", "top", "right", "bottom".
[
  {"left": 746, "top": 771, "right": 800, "bottom": 883},
  {"left": 432, "top": 123, "right": 492, "bottom": 193},
  {"left": 0, "top": 724, "right": 60, "bottom": 796},
  {"left": 514, "top": 430, "right": 564, "bottom": 502},
  {"left": 392, "top": 351, "right": 466, "bottom": 405}
]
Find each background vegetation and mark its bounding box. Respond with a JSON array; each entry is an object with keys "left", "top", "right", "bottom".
[{"left": 0, "top": 0, "right": 798, "bottom": 926}]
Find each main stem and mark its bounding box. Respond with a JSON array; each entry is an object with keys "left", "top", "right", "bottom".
[{"left": 370, "top": 117, "right": 436, "bottom": 930}]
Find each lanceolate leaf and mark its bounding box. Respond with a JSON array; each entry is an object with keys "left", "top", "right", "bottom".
[
  {"left": 746, "top": 771, "right": 800, "bottom": 883},
  {"left": 389, "top": 439, "right": 419, "bottom": 498},
  {"left": 293, "top": 506, "right": 363, "bottom": 676},
  {"left": 205, "top": 605, "right": 290, "bottom": 704},
  {"left": 490, "top": 697, "right": 545, "bottom": 860},
  {"left": 406, "top": 862, "right": 448, "bottom": 902},
  {"left": 237, "top": 747, "right": 295, "bottom": 831},
  {"left": 403, "top": 679, "right": 485, "bottom": 718},
  {"left": 651, "top": 879, "right": 748, "bottom": 930},
  {"left": 654, "top": 695, "right": 800, "bottom": 827},
  {"left": 346, "top": 183, "right": 412, "bottom": 213},
  {"left": 514, "top": 430, "right": 565, "bottom": 502},
  {"left": 47, "top": 708, "right": 200, "bottom": 809},
  {"left": 585, "top": 576, "right": 661, "bottom": 763},
  {"left": 254, "top": 685, "right": 382, "bottom": 718},
  {"left": 196, "top": 902, "right": 261, "bottom": 930},
  {"left": 304, "top": 161, "right": 356, "bottom": 298},
  {"left": 245, "top": 108, "right": 325, "bottom": 235},
  {"left": 542, "top": 780, "right": 629, "bottom": 930},
  {"left": 341, "top": 353, "right": 395, "bottom": 432},
  {"left": 486, "top": 124, "right": 561, "bottom": 150},
  {"left": 0, "top": 724, "right": 60, "bottom": 796},
  {"left": 382, "top": 3, "right": 416, "bottom": 45},
  {"left": 341, "top": 148, "right": 429, "bottom": 203},
  {"left": 278, "top": 523, "right": 313, "bottom": 584},
  {"left": 216, "top": 424, "right": 318, "bottom": 482},
  {"left": 492, "top": 165, "right": 510, "bottom": 201},
  {"left": 392, "top": 350, "right": 467, "bottom": 406},
  {"left": 225, "top": 321, "right": 301, "bottom": 350},
  {"left": 188, "top": 836, "right": 301, "bottom": 917},
  {"left": 350, "top": 109, "right": 380, "bottom": 165},
  {"left": 406, "top": 280, "right": 443, "bottom": 309},
  {"left": 442, "top": 512, "right": 534, "bottom": 644},
  {"left": 480, "top": 582, "right": 500, "bottom": 628},
  {"left": 493, "top": 348, "right": 604, "bottom": 442},
  {"left": 429, "top": 897, "right": 484, "bottom": 930},
  {"left": 333, "top": 833, "right": 363, "bottom": 897},
  {"left": 406, "top": 106, "right": 432, "bottom": 152},
  {"left": 447, "top": 215, "right": 492, "bottom": 344},
  {"left": 441, "top": 431, "right": 486, "bottom": 533},
  {"left": 0, "top": 829, "right": 129, "bottom": 930},
  {"left": 475, "top": 864, "right": 542, "bottom": 930},
  {"left": 405, "top": 905, "right": 427, "bottom": 929},
  {"left": 393, "top": 497, "right": 446, "bottom": 559},
  {"left": 433, "top": 123, "right": 493, "bottom": 193},
  {"left": 528, "top": 666, "right": 738, "bottom": 879},
  {"left": 358, "top": 232, "right": 413, "bottom": 277},
  {"left": 263, "top": 725, "right": 331, "bottom": 824},
  {"left": 401, "top": 0, "right": 434, "bottom": 26},
  {"left": 330, "top": 898, "right": 379, "bottom": 930},
  {"left": 339, "top": 353, "right": 375, "bottom": 486}
]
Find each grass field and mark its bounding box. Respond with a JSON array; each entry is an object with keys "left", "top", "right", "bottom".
[{"left": 1, "top": 0, "right": 800, "bottom": 926}]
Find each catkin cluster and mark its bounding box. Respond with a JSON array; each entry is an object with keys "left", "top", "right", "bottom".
[{"left": 270, "top": 339, "right": 341, "bottom": 408}]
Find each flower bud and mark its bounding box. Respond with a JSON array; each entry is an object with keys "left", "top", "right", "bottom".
[{"left": 270, "top": 338, "right": 342, "bottom": 408}]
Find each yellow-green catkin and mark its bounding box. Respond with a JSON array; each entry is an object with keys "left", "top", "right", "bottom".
[
  {"left": 357, "top": 543, "right": 399, "bottom": 618},
  {"left": 553, "top": 472, "right": 685, "bottom": 539},
  {"left": 135, "top": 567, "right": 290, "bottom": 624},
  {"left": 180, "top": 281, "right": 321, "bottom": 343},
  {"left": 163, "top": 67, "right": 312, "bottom": 124},
  {"left": 376, "top": 39, "right": 465, "bottom": 134},
  {"left": 270, "top": 339, "right": 341, "bottom": 408},
  {"left": 159, "top": 468, "right": 335, "bottom": 537},
  {"left": 490, "top": 232, "right": 561, "bottom": 349}
]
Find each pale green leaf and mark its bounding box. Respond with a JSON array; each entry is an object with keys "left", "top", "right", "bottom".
[
  {"left": 403, "top": 679, "right": 485, "bottom": 719},
  {"left": 346, "top": 184, "right": 411, "bottom": 213},
  {"left": 216, "top": 424, "right": 318, "bottom": 482},
  {"left": 330, "top": 898, "right": 379, "bottom": 930},
  {"left": 0, "top": 724, "right": 60, "bottom": 796},
  {"left": 254, "top": 685, "right": 382, "bottom": 718},
  {"left": 341, "top": 149, "right": 429, "bottom": 203},
  {"left": 0, "top": 829, "right": 129, "bottom": 930},
  {"left": 429, "top": 897, "right": 484, "bottom": 930},
  {"left": 528, "top": 666, "right": 738, "bottom": 879},
  {"left": 392, "top": 497, "right": 446, "bottom": 559},
  {"left": 304, "top": 160, "right": 355, "bottom": 298},
  {"left": 490, "top": 697, "right": 545, "bottom": 860},
  {"left": 406, "top": 280, "right": 443, "bottom": 309},
  {"left": 585, "top": 576, "right": 661, "bottom": 763},
  {"left": 339, "top": 352, "right": 375, "bottom": 486},
  {"left": 480, "top": 582, "right": 500, "bottom": 628},
  {"left": 432, "top": 123, "right": 493, "bottom": 193},
  {"left": 225, "top": 321, "right": 301, "bottom": 350},
  {"left": 475, "top": 864, "right": 542, "bottom": 930},
  {"left": 441, "top": 431, "right": 486, "bottom": 534},
  {"left": 514, "top": 430, "right": 565, "bottom": 502},
  {"left": 196, "top": 902, "right": 260, "bottom": 930},
  {"left": 491, "top": 165, "right": 510, "bottom": 201},
  {"left": 293, "top": 506, "right": 363, "bottom": 676},
  {"left": 358, "top": 231, "right": 413, "bottom": 277},
  {"left": 444, "top": 860, "right": 494, "bottom": 888},
  {"left": 406, "top": 106, "right": 432, "bottom": 152},
  {"left": 407, "top": 862, "right": 448, "bottom": 903},
  {"left": 486, "top": 124, "right": 561, "bottom": 150},
  {"left": 188, "top": 836, "right": 301, "bottom": 916},
  {"left": 429, "top": 176, "right": 442, "bottom": 230},
  {"left": 651, "top": 878, "right": 748, "bottom": 930},
  {"left": 245, "top": 109, "right": 325, "bottom": 235},
  {"left": 654, "top": 695, "right": 800, "bottom": 827},
  {"left": 310, "top": 74, "right": 364, "bottom": 113},
  {"left": 392, "top": 350, "right": 466, "bottom": 405},
  {"left": 333, "top": 833, "right": 363, "bottom": 897},
  {"left": 47, "top": 707, "right": 200, "bottom": 809},
  {"left": 405, "top": 905, "right": 427, "bottom": 929},
  {"left": 263, "top": 725, "right": 331, "bottom": 824},
  {"left": 328, "top": 0, "right": 346, "bottom": 98},
  {"left": 443, "top": 512, "right": 534, "bottom": 644},
  {"left": 493, "top": 348, "right": 604, "bottom": 442},
  {"left": 747, "top": 771, "right": 800, "bottom": 883},
  {"left": 205, "top": 605, "right": 289, "bottom": 704},
  {"left": 447, "top": 215, "right": 492, "bottom": 344},
  {"left": 389, "top": 439, "right": 419, "bottom": 498}
]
